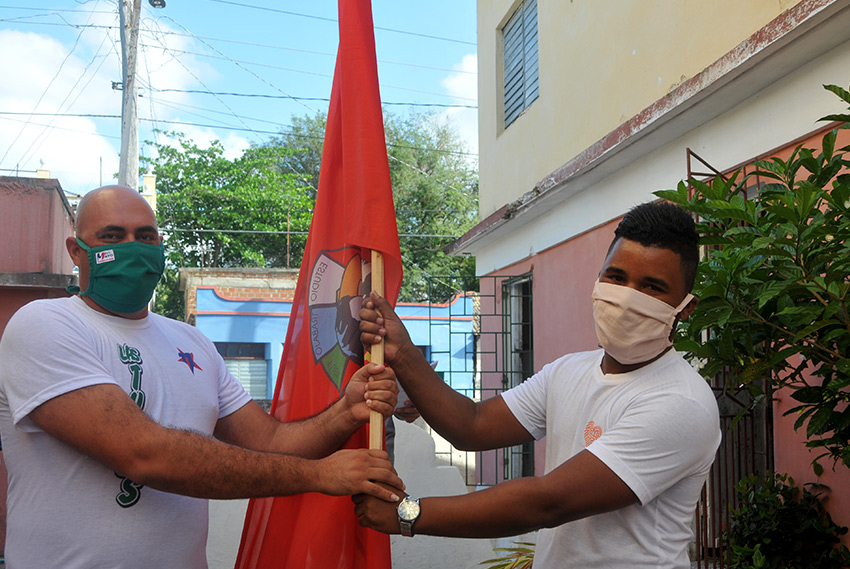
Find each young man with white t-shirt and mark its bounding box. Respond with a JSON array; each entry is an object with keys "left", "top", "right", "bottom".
[{"left": 354, "top": 201, "right": 722, "bottom": 569}]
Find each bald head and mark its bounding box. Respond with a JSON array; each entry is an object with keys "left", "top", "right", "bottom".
[{"left": 75, "top": 185, "right": 157, "bottom": 235}]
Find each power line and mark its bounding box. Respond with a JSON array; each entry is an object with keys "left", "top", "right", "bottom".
[
  {"left": 149, "top": 88, "right": 477, "bottom": 109},
  {"left": 155, "top": 13, "right": 322, "bottom": 119},
  {"left": 1, "top": 3, "right": 475, "bottom": 46},
  {"left": 18, "top": 25, "right": 113, "bottom": 167},
  {"left": 1, "top": 18, "right": 477, "bottom": 78},
  {"left": 141, "top": 42, "right": 477, "bottom": 103},
  {"left": 137, "top": 33, "right": 476, "bottom": 76},
  {"left": 0, "top": 114, "right": 122, "bottom": 141},
  {"left": 0, "top": 11, "right": 90, "bottom": 165},
  {"left": 162, "top": 227, "right": 461, "bottom": 239},
  {"left": 0, "top": 5, "right": 113, "bottom": 13},
  {"left": 202, "top": 0, "right": 476, "bottom": 46},
  {"left": 144, "top": 25, "right": 268, "bottom": 147},
  {"left": 0, "top": 111, "right": 479, "bottom": 157}
]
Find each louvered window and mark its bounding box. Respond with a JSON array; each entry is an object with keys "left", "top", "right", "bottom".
[
  {"left": 503, "top": 0, "right": 539, "bottom": 128},
  {"left": 215, "top": 342, "right": 269, "bottom": 399}
]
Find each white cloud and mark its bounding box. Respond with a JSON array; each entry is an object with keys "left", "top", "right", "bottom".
[
  {"left": 441, "top": 52, "right": 478, "bottom": 158},
  {"left": 0, "top": 28, "right": 121, "bottom": 194},
  {"left": 0, "top": 7, "right": 242, "bottom": 195},
  {"left": 148, "top": 123, "right": 250, "bottom": 162}
]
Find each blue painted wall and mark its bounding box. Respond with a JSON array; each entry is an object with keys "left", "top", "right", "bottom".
[{"left": 195, "top": 287, "right": 476, "bottom": 399}]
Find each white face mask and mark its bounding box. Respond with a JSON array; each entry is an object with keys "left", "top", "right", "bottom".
[{"left": 591, "top": 281, "right": 694, "bottom": 365}]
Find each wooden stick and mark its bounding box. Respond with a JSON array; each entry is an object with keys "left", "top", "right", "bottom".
[{"left": 369, "top": 249, "right": 385, "bottom": 450}]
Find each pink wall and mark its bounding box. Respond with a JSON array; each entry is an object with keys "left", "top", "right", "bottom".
[
  {"left": 492, "top": 217, "right": 620, "bottom": 374},
  {"left": 0, "top": 177, "right": 76, "bottom": 333},
  {"left": 773, "top": 386, "right": 850, "bottom": 539},
  {"left": 485, "top": 217, "right": 622, "bottom": 474},
  {"left": 0, "top": 176, "right": 76, "bottom": 554},
  {"left": 0, "top": 177, "right": 75, "bottom": 275}
]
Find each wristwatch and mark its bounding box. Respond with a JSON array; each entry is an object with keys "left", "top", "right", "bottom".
[{"left": 397, "top": 496, "right": 421, "bottom": 537}]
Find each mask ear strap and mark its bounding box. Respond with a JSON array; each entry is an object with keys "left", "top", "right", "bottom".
[
  {"left": 668, "top": 294, "right": 695, "bottom": 341},
  {"left": 675, "top": 293, "right": 695, "bottom": 313}
]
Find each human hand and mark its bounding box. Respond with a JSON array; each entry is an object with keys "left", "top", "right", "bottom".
[
  {"left": 344, "top": 363, "right": 398, "bottom": 423},
  {"left": 316, "top": 449, "right": 404, "bottom": 502},
  {"left": 394, "top": 401, "right": 420, "bottom": 423},
  {"left": 352, "top": 486, "right": 408, "bottom": 534},
  {"left": 359, "top": 292, "right": 415, "bottom": 365}
]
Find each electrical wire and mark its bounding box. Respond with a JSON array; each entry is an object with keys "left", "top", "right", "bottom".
[
  {"left": 149, "top": 88, "right": 476, "bottom": 109},
  {"left": 1, "top": 3, "right": 475, "bottom": 47},
  {"left": 202, "top": 0, "right": 476, "bottom": 46},
  {"left": 0, "top": 14, "right": 89, "bottom": 164},
  {"left": 17, "top": 22, "right": 113, "bottom": 166},
  {"left": 0, "top": 110, "right": 480, "bottom": 158}
]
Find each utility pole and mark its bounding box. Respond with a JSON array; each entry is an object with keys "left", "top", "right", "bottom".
[{"left": 118, "top": 0, "right": 141, "bottom": 190}]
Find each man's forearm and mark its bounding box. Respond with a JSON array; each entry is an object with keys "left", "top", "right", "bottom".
[
  {"left": 135, "top": 427, "right": 330, "bottom": 499},
  {"left": 391, "top": 350, "right": 484, "bottom": 450},
  {"left": 263, "top": 399, "right": 362, "bottom": 459},
  {"left": 412, "top": 477, "right": 560, "bottom": 538},
  {"left": 29, "top": 383, "right": 399, "bottom": 502}
]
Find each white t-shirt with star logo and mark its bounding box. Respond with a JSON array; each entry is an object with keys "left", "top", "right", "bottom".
[{"left": 0, "top": 295, "right": 252, "bottom": 568}]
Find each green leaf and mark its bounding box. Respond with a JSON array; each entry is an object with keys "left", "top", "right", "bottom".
[
  {"left": 823, "top": 129, "right": 838, "bottom": 162},
  {"left": 654, "top": 185, "right": 689, "bottom": 204},
  {"left": 823, "top": 83, "right": 850, "bottom": 105},
  {"left": 756, "top": 281, "right": 789, "bottom": 309},
  {"left": 807, "top": 407, "right": 834, "bottom": 437},
  {"left": 791, "top": 387, "right": 822, "bottom": 404}
]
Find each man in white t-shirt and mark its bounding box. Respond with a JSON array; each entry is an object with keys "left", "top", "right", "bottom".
[
  {"left": 0, "top": 185, "right": 403, "bottom": 568},
  {"left": 354, "top": 202, "right": 722, "bottom": 569}
]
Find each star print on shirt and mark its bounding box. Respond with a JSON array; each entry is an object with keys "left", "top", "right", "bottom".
[{"left": 177, "top": 348, "right": 203, "bottom": 374}]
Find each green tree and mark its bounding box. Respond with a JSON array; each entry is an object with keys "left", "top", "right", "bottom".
[
  {"left": 144, "top": 132, "right": 314, "bottom": 270},
  {"left": 656, "top": 84, "right": 850, "bottom": 473},
  {"left": 270, "top": 109, "right": 479, "bottom": 301},
  {"left": 143, "top": 132, "right": 314, "bottom": 320}
]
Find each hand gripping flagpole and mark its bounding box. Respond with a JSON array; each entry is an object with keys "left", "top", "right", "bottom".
[{"left": 369, "top": 249, "right": 385, "bottom": 450}]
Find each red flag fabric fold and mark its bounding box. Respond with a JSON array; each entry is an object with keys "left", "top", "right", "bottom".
[{"left": 234, "top": 0, "right": 402, "bottom": 567}]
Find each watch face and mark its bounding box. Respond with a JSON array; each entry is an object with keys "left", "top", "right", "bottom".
[{"left": 398, "top": 498, "right": 420, "bottom": 521}]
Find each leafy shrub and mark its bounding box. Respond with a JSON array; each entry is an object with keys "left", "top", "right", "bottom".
[
  {"left": 480, "top": 542, "right": 535, "bottom": 569},
  {"left": 656, "top": 83, "right": 850, "bottom": 473},
  {"left": 727, "top": 473, "right": 850, "bottom": 569}
]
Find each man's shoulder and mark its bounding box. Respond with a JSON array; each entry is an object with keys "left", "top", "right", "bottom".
[
  {"left": 148, "top": 312, "right": 214, "bottom": 344},
  {"left": 8, "top": 296, "right": 77, "bottom": 324},
  {"left": 526, "top": 349, "right": 603, "bottom": 388},
  {"left": 545, "top": 348, "right": 604, "bottom": 371},
  {"left": 644, "top": 351, "right": 718, "bottom": 416}
]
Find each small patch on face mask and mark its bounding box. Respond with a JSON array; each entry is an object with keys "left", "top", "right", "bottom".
[{"left": 95, "top": 250, "right": 115, "bottom": 264}]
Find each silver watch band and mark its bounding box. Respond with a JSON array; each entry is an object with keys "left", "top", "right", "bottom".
[{"left": 399, "top": 518, "right": 415, "bottom": 537}]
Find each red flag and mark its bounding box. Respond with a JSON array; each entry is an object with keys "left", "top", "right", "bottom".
[{"left": 233, "top": 0, "right": 402, "bottom": 567}]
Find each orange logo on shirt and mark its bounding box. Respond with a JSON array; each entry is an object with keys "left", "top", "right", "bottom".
[{"left": 584, "top": 421, "right": 602, "bottom": 446}]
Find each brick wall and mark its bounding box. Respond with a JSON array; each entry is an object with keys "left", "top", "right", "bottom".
[{"left": 179, "top": 267, "right": 299, "bottom": 322}]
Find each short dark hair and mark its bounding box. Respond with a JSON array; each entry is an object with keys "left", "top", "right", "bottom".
[{"left": 610, "top": 201, "right": 700, "bottom": 291}]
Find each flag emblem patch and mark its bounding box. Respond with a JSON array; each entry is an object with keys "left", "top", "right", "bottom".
[
  {"left": 95, "top": 250, "right": 115, "bottom": 264},
  {"left": 307, "top": 247, "right": 368, "bottom": 393}
]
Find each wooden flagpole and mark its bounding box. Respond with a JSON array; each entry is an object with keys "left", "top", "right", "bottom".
[{"left": 369, "top": 249, "right": 385, "bottom": 450}]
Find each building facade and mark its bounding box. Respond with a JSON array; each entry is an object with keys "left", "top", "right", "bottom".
[
  {"left": 454, "top": 0, "right": 850, "bottom": 557},
  {"left": 181, "top": 267, "right": 476, "bottom": 405}
]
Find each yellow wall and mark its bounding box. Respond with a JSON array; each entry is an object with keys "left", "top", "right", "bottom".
[{"left": 477, "top": 0, "right": 803, "bottom": 217}]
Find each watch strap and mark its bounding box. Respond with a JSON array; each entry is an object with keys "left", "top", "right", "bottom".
[
  {"left": 397, "top": 497, "right": 420, "bottom": 537},
  {"left": 399, "top": 518, "right": 415, "bottom": 537}
]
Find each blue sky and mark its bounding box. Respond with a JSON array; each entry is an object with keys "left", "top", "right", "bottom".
[{"left": 0, "top": 1, "right": 478, "bottom": 196}]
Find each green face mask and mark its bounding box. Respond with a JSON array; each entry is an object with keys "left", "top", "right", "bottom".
[{"left": 67, "top": 238, "right": 166, "bottom": 314}]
